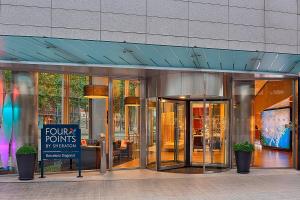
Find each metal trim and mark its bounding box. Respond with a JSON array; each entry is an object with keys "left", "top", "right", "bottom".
[
  {"left": 292, "top": 79, "right": 297, "bottom": 169},
  {"left": 140, "top": 79, "right": 147, "bottom": 168},
  {"left": 0, "top": 60, "right": 298, "bottom": 77},
  {"left": 156, "top": 97, "right": 160, "bottom": 171},
  {"left": 108, "top": 77, "right": 113, "bottom": 170}
]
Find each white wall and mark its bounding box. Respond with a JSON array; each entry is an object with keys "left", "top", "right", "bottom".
[{"left": 0, "top": 0, "right": 300, "bottom": 54}]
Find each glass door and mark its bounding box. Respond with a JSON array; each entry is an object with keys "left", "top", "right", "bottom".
[
  {"left": 190, "top": 101, "right": 206, "bottom": 166},
  {"left": 191, "top": 101, "right": 229, "bottom": 172},
  {"left": 158, "top": 99, "right": 185, "bottom": 169},
  {"left": 146, "top": 98, "right": 157, "bottom": 169}
]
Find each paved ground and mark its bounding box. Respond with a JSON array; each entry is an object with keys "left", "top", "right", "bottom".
[{"left": 0, "top": 169, "right": 300, "bottom": 200}]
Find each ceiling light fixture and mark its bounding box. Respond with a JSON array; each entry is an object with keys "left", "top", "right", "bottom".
[
  {"left": 124, "top": 96, "right": 140, "bottom": 106},
  {"left": 83, "top": 85, "right": 108, "bottom": 99}
]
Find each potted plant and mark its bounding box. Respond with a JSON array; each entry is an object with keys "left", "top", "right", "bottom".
[
  {"left": 16, "top": 145, "right": 37, "bottom": 180},
  {"left": 233, "top": 141, "right": 254, "bottom": 174}
]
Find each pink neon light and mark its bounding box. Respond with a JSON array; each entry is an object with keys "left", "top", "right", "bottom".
[
  {"left": 10, "top": 132, "right": 17, "bottom": 168},
  {"left": 0, "top": 129, "right": 9, "bottom": 168}
]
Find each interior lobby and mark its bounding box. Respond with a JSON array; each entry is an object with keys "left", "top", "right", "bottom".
[{"left": 252, "top": 80, "right": 293, "bottom": 168}]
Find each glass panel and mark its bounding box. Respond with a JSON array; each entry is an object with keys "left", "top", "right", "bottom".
[
  {"left": 204, "top": 102, "right": 228, "bottom": 167},
  {"left": 113, "top": 80, "right": 140, "bottom": 168},
  {"left": 233, "top": 79, "right": 294, "bottom": 168},
  {"left": 69, "top": 75, "right": 89, "bottom": 139},
  {"left": 70, "top": 75, "right": 104, "bottom": 171},
  {"left": 191, "top": 101, "right": 229, "bottom": 169},
  {"left": 159, "top": 100, "right": 185, "bottom": 168},
  {"left": 147, "top": 98, "right": 157, "bottom": 169},
  {"left": 38, "top": 72, "right": 63, "bottom": 172},
  {"left": 191, "top": 102, "right": 206, "bottom": 165},
  {"left": 38, "top": 73, "right": 62, "bottom": 125}
]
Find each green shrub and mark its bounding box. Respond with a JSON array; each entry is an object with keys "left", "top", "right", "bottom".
[
  {"left": 233, "top": 141, "right": 254, "bottom": 152},
  {"left": 16, "top": 145, "right": 37, "bottom": 155}
]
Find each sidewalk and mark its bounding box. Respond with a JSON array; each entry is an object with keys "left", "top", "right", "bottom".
[
  {"left": 0, "top": 169, "right": 300, "bottom": 200},
  {"left": 0, "top": 168, "right": 298, "bottom": 183}
]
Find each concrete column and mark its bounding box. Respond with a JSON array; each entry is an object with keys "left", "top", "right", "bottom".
[
  {"left": 140, "top": 79, "right": 146, "bottom": 168},
  {"left": 233, "top": 80, "right": 255, "bottom": 143},
  {"left": 91, "top": 77, "right": 108, "bottom": 140}
]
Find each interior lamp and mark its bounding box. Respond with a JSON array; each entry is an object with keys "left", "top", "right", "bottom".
[
  {"left": 124, "top": 96, "right": 140, "bottom": 106},
  {"left": 83, "top": 85, "right": 108, "bottom": 99}
]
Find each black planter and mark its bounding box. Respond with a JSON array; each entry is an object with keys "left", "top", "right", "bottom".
[
  {"left": 16, "top": 153, "right": 36, "bottom": 180},
  {"left": 235, "top": 151, "right": 252, "bottom": 174}
]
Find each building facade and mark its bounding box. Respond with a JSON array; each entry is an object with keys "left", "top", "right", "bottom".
[{"left": 0, "top": 0, "right": 299, "bottom": 174}]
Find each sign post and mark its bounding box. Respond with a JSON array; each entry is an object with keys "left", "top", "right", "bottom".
[{"left": 40, "top": 124, "right": 82, "bottom": 178}]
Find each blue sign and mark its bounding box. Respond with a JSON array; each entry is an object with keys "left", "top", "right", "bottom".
[{"left": 41, "top": 124, "right": 81, "bottom": 160}]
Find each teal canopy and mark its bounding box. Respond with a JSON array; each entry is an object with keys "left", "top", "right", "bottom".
[{"left": 0, "top": 35, "right": 299, "bottom": 75}]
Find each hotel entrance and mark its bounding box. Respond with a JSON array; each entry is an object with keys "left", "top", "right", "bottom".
[{"left": 156, "top": 98, "right": 230, "bottom": 172}]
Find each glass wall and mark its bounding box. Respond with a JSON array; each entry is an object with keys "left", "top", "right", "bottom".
[
  {"left": 38, "top": 73, "right": 62, "bottom": 125},
  {"left": 38, "top": 73, "right": 94, "bottom": 172},
  {"left": 38, "top": 72, "right": 63, "bottom": 172},
  {"left": 233, "top": 79, "right": 295, "bottom": 168},
  {"left": 69, "top": 75, "right": 89, "bottom": 139},
  {"left": 112, "top": 80, "right": 140, "bottom": 168},
  {"left": 0, "top": 69, "right": 146, "bottom": 174}
]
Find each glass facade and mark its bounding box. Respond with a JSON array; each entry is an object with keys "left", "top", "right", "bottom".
[
  {"left": 0, "top": 70, "right": 144, "bottom": 174},
  {"left": 38, "top": 73, "right": 90, "bottom": 172},
  {"left": 112, "top": 80, "right": 140, "bottom": 168},
  {"left": 0, "top": 68, "right": 297, "bottom": 175},
  {"left": 233, "top": 79, "right": 296, "bottom": 168}
]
